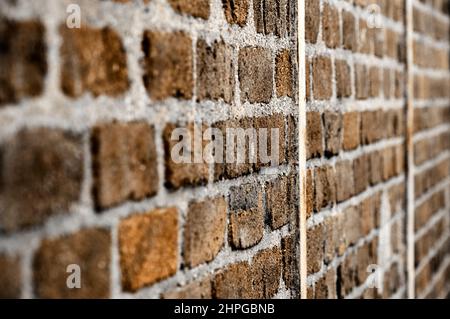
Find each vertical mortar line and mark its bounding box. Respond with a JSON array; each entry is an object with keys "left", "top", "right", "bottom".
[
  {"left": 405, "top": 0, "right": 415, "bottom": 299},
  {"left": 297, "top": 0, "right": 307, "bottom": 299}
]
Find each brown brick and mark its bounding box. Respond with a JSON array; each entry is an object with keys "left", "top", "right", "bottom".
[
  {"left": 360, "top": 194, "right": 380, "bottom": 236},
  {"left": 0, "top": 254, "right": 21, "bottom": 298},
  {"left": 282, "top": 235, "right": 299, "bottom": 293},
  {"left": 266, "top": 176, "right": 290, "bottom": 229},
  {"left": 91, "top": 122, "right": 158, "bottom": 210},
  {"left": 306, "top": 111, "right": 323, "bottom": 159},
  {"left": 60, "top": 25, "right": 128, "bottom": 98},
  {"left": 253, "top": 0, "right": 290, "bottom": 37},
  {"left": 307, "top": 223, "right": 325, "bottom": 274},
  {"left": 335, "top": 160, "right": 354, "bottom": 202},
  {"left": 342, "top": 112, "right": 360, "bottom": 151},
  {"left": 322, "top": 3, "right": 340, "bottom": 48},
  {"left": 168, "top": 0, "right": 210, "bottom": 19},
  {"left": 0, "top": 19, "right": 47, "bottom": 105},
  {"left": 306, "top": 57, "right": 311, "bottom": 100},
  {"left": 0, "top": 128, "right": 83, "bottom": 232},
  {"left": 254, "top": 114, "right": 287, "bottom": 168},
  {"left": 369, "top": 67, "right": 380, "bottom": 98},
  {"left": 355, "top": 64, "right": 369, "bottom": 100},
  {"left": 315, "top": 268, "right": 337, "bottom": 299},
  {"left": 239, "top": 46, "right": 273, "bottom": 103},
  {"left": 163, "top": 122, "right": 209, "bottom": 189},
  {"left": 33, "top": 228, "right": 111, "bottom": 298},
  {"left": 382, "top": 146, "right": 395, "bottom": 181},
  {"left": 313, "top": 165, "right": 336, "bottom": 212},
  {"left": 223, "top": 0, "right": 248, "bottom": 26},
  {"left": 342, "top": 11, "right": 356, "bottom": 51},
  {"left": 313, "top": 56, "right": 332, "bottom": 100},
  {"left": 353, "top": 155, "right": 370, "bottom": 194},
  {"left": 197, "top": 39, "right": 234, "bottom": 103},
  {"left": 383, "top": 68, "right": 392, "bottom": 99},
  {"left": 184, "top": 197, "right": 227, "bottom": 268},
  {"left": 142, "top": 31, "right": 193, "bottom": 100},
  {"left": 369, "top": 150, "right": 383, "bottom": 185},
  {"left": 228, "top": 183, "right": 264, "bottom": 249},
  {"left": 251, "top": 246, "right": 282, "bottom": 298},
  {"left": 162, "top": 277, "right": 211, "bottom": 299},
  {"left": 213, "top": 261, "right": 252, "bottom": 298},
  {"left": 306, "top": 169, "right": 314, "bottom": 218},
  {"left": 335, "top": 59, "right": 352, "bottom": 98},
  {"left": 119, "top": 208, "right": 178, "bottom": 292},
  {"left": 275, "top": 49, "right": 293, "bottom": 97},
  {"left": 342, "top": 205, "right": 361, "bottom": 248},
  {"left": 361, "top": 110, "right": 383, "bottom": 144},
  {"left": 306, "top": 0, "right": 320, "bottom": 43},
  {"left": 323, "top": 112, "right": 342, "bottom": 157}
]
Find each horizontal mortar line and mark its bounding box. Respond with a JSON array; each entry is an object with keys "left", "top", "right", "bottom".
[
  {"left": 415, "top": 208, "right": 450, "bottom": 241},
  {"left": 345, "top": 254, "right": 405, "bottom": 299},
  {"left": 412, "top": 67, "right": 450, "bottom": 77},
  {"left": 306, "top": 212, "right": 405, "bottom": 286},
  {"left": 306, "top": 137, "right": 405, "bottom": 168},
  {"left": 0, "top": 164, "right": 294, "bottom": 250},
  {"left": 413, "top": 123, "right": 450, "bottom": 143},
  {"left": 415, "top": 232, "right": 450, "bottom": 275},
  {"left": 413, "top": 98, "right": 450, "bottom": 109},
  {"left": 415, "top": 177, "right": 450, "bottom": 207},
  {"left": 412, "top": 32, "right": 450, "bottom": 50},
  {"left": 414, "top": 151, "right": 450, "bottom": 175},
  {"left": 418, "top": 256, "right": 450, "bottom": 299},
  {"left": 413, "top": 0, "right": 450, "bottom": 23},
  {"left": 306, "top": 99, "right": 406, "bottom": 112},
  {"left": 306, "top": 176, "right": 406, "bottom": 228}
]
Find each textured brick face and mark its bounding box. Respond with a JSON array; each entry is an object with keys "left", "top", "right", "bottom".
[
  {"left": 275, "top": 49, "right": 293, "bottom": 97},
  {"left": 33, "top": 228, "right": 111, "bottom": 299},
  {"left": 119, "top": 208, "right": 178, "bottom": 292},
  {"left": 253, "top": 0, "right": 290, "bottom": 37},
  {"left": 0, "top": 19, "right": 47, "bottom": 106},
  {"left": 239, "top": 47, "right": 273, "bottom": 103},
  {"left": 313, "top": 56, "right": 332, "bottom": 100},
  {"left": 168, "top": 0, "right": 210, "bottom": 19},
  {"left": 223, "top": 0, "right": 249, "bottom": 26},
  {"left": 142, "top": 31, "right": 193, "bottom": 100},
  {"left": 0, "top": 254, "right": 22, "bottom": 298},
  {"left": 184, "top": 197, "right": 227, "bottom": 268},
  {"left": 91, "top": 122, "right": 158, "bottom": 210},
  {"left": 0, "top": 129, "right": 83, "bottom": 232},
  {"left": 60, "top": 26, "right": 128, "bottom": 98},
  {"left": 266, "top": 176, "right": 291, "bottom": 229}
]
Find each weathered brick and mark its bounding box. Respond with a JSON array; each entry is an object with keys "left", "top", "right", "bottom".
[
  {"left": 353, "top": 155, "right": 370, "bottom": 194},
  {"left": 355, "top": 64, "right": 369, "bottom": 100},
  {"left": 313, "top": 56, "right": 332, "bottom": 100},
  {"left": 223, "top": 0, "right": 248, "bottom": 26},
  {"left": 0, "top": 254, "right": 21, "bottom": 298},
  {"left": 322, "top": 3, "right": 340, "bottom": 48},
  {"left": 142, "top": 31, "right": 193, "bottom": 100},
  {"left": 162, "top": 277, "right": 211, "bottom": 299},
  {"left": 384, "top": 68, "right": 392, "bottom": 99},
  {"left": 197, "top": 39, "right": 234, "bottom": 103},
  {"left": 306, "top": 112, "right": 323, "bottom": 159},
  {"left": 34, "top": 228, "right": 111, "bottom": 298},
  {"left": 335, "top": 160, "right": 354, "bottom": 202},
  {"left": 119, "top": 208, "right": 178, "bottom": 292},
  {"left": 315, "top": 268, "right": 337, "bottom": 299},
  {"left": 184, "top": 197, "right": 227, "bottom": 268},
  {"left": 213, "top": 261, "right": 252, "bottom": 298},
  {"left": 306, "top": 0, "right": 320, "bottom": 43},
  {"left": 0, "top": 19, "right": 47, "bottom": 105},
  {"left": 306, "top": 57, "right": 311, "bottom": 100},
  {"left": 360, "top": 194, "right": 380, "bottom": 236},
  {"left": 313, "top": 165, "right": 336, "bottom": 212},
  {"left": 369, "top": 150, "right": 383, "bottom": 185},
  {"left": 0, "top": 128, "right": 83, "bottom": 232},
  {"left": 361, "top": 110, "right": 383, "bottom": 144},
  {"left": 91, "top": 122, "right": 158, "bottom": 210},
  {"left": 251, "top": 246, "right": 282, "bottom": 298},
  {"left": 275, "top": 49, "right": 293, "bottom": 97},
  {"left": 342, "top": 11, "right": 356, "bottom": 51},
  {"left": 335, "top": 59, "right": 352, "bottom": 98},
  {"left": 306, "top": 169, "right": 314, "bottom": 218},
  {"left": 266, "top": 176, "right": 290, "bottom": 229},
  {"left": 323, "top": 112, "right": 343, "bottom": 157},
  {"left": 60, "top": 25, "right": 128, "bottom": 97},
  {"left": 342, "top": 112, "right": 360, "bottom": 151},
  {"left": 253, "top": 0, "right": 290, "bottom": 37},
  {"left": 282, "top": 235, "right": 299, "bottom": 293},
  {"left": 163, "top": 122, "right": 209, "bottom": 189},
  {"left": 228, "top": 183, "right": 264, "bottom": 249},
  {"left": 369, "top": 67, "right": 380, "bottom": 98},
  {"left": 239, "top": 46, "right": 273, "bottom": 103},
  {"left": 307, "top": 223, "right": 325, "bottom": 274},
  {"left": 168, "top": 0, "right": 210, "bottom": 19}
]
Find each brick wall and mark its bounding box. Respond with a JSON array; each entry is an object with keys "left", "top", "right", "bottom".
[{"left": 0, "top": 0, "right": 449, "bottom": 299}]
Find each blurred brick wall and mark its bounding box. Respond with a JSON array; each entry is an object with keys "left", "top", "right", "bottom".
[{"left": 0, "top": 0, "right": 449, "bottom": 299}]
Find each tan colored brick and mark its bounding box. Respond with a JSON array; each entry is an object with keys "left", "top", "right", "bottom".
[
  {"left": 251, "top": 246, "right": 282, "bottom": 298},
  {"left": 342, "top": 112, "right": 360, "bottom": 151},
  {"left": 184, "top": 197, "right": 227, "bottom": 268},
  {"left": 142, "top": 31, "right": 193, "bottom": 100},
  {"left": 119, "top": 208, "right": 178, "bottom": 292},
  {"left": 282, "top": 235, "right": 299, "bottom": 292},
  {"left": 322, "top": 3, "right": 340, "bottom": 48},
  {"left": 213, "top": 261, "right": 252, "bottom": 298},
  {"left": 307, "top": 223, "right": 325, "bottom": 274},
  {"left": 335, "top": 59, "right": 352, "bottom": 98},
  {"left": 162, "top": 277, "right": 211, "bottom": 299},
  {"left": 335, "top": 160, "right": 354, "bottom": 202},
  {"left": 315, "top": 268, "right": 336, "bottom": 299},
  {"left": 306, "top": 111, "right": 323, "bottom": 159},
  {"left": 275, "top": 49, "right": 293, "bottom": 97},
  {"left": 223, "top": 0, "right": 248, "bottom": 26},
  {"left": 34, "top": 228, "right": 111, "bottom": 298},
  {"left": 313, "top": 165, "right": 336, "bottom": 212},
  {"left": 168, "top": 0, "right": 210, "bottom": 19},
  {"left": 0, "top": 254, "right": 22, "bottom": 298},
  {"left": 253, "top": 0, "right": 290, "bottom": 37},
  {"left": 355, "top": 64, "right": 368, "bottom": 100},
  {"left": 353, "top": 154, "right": 369, "bottom": 194},
  {"left": 369, "top": 66, "right": 380, "bottom": 98},
  {"left": 266, "top": 175, "right": 290, "bottom": 229},
  {"left": 306, "top": 0, "right": 320, "bottom": 43},
  {"left": 60, "top": 25, "right": 128, "bottom": 98},
  {"left": 313, "top": 56, "right": 332, "bottom": 100},
  {"left": 323, "top": 112, "right": 342, "bottom": 157},
  {"left": 342, "top": 11, "right": 356, "bottom": 51},
  {"left": 0, "top": 128, "right": 83, "bottom": 232}
]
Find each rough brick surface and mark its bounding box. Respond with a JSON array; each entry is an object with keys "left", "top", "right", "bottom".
[
  {"left": 313, "top": 56, "right": 332, "bottom": 100},
  {"left": 33, "top": 228, "right": 111, "bottom": 299},
  {"left": 0, "top": 254, "right": 22, "bottom": 298},
  {"left": 266, "top": 176, "right": 291, "bottom": 229},
  {"left": 162, "top": 277, "right": 212, "bottom": 299},
  {"left": 223, "top": 0, "right": 248, "bottom": 26},
  {"left": 119, "top": 208, "right": 178, "bottom": 292},
  {"left": 168, "top": 0, "right": 210, "bottom": 19},
  {"left": 275, "top": 49, "right": 293, "bottom": 97},
  {"left": 0, "top": 129, "right": 83, "bottom": 232},
  {"left": 184, "top": 197, "right": 227, "bottom": 268}
]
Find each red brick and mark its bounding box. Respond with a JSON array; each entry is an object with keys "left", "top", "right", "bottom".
[
  {"left": 60, "top": 25, "right": 128, "bottom": 98},
  {"left": 239, "top": 46, "right": 273, "bottom": 103},
  {"left": 0, "top": 128, "right": 83, "bottom": 232},
  {"left": 91, "top": 121, "right": 158, "bottom": 210},
  {"left": 142, "top": 31, "right": 193, "bottom": 100},
  {"left": 223, "top": 0, "right": 249, "bottom": 26},
  {"left": 322, "top": 3, "right": 340, "bottom": 48},
  {"left": 0, "top": 254, "right": 22, "bottom": 298},
  {"left": 313, "top": 56, "right": 332, "bottom": 100},
  {"left": 119, "top": 208, "right": 178, "bottom": 292},
  {"left": 184, "top": 197, "right": 227, "bottom": 268},
  {"left": 33, "top": 228, "right": 111, "bottom": 298},
  {"left": 197, "top": 39, "right": 234, "bottom": 103},
  {"left": 275, "top": 49, "right": 293, "bottom": 97},
  {"left": 168, "top": 0, "right": 210, "bottom": 19},
  {"left": 0, "top": 19, "right": 47, "bottom": 105}
]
